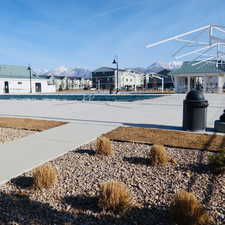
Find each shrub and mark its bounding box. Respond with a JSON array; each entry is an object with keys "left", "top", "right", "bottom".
[
  {"left": 33, "top": 163, "right": 58, "bottom": 190},
  {"left": 170, "top": 190, "right": 213, "bottom": 225},
  {"left": 149, "top": 144, "right": 171, "bottom": 166},
  {"left": 98, "top": 181, "right": 133, "bottom": 213},
  {"left": 208, "top": 149, "right": 225, "bottom": 174},
  {"left": 96, "top": 136, "right": 113, "bottom": 156}
]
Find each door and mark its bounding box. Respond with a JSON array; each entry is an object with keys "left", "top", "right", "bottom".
[
  {"left": 35, "top": 83, "right": 42, "bottom": 92},
  {"left": 4, "top": 81, "right": 9, "bottom": 93}
]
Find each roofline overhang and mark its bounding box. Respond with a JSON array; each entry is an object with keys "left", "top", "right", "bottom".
[{"left": 172, "top": 73, "right": 225, "bottom": 77}]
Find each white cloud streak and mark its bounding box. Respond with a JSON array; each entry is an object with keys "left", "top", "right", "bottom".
[{"left": 94, "top": 1, "right": 148, "bottom": 18}]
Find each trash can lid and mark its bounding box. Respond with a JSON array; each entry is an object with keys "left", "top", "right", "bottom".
[
  {"left": 219, "top": 110, "right": 225, "bottom": 122},
  {"left": 185, "top": 90, "right": 205, "bottom": 101}
]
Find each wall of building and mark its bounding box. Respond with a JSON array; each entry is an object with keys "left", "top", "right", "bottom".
[
  {"left": 92, "top": 71, "right": 114, "bottom": 89},
  {"left": 174, "top": 74, "right": 225, "bottom": 93},
  {"left": 119, "top": 71, "right": 144, "bottom": 89},
  {"left": 0, "top": 78, "right": 56, "bottom": 94},
  {"left": 202, "top": 75, "right": 224, "bottom": 93},
  {"left": 92, "top": 69, "right": 144, "bottom": 90},
  {"left": 174, "top": 76, "right": 187, "bottom": 93},
  {"left": 48, "top": 77, "right": 92, "bottom": 91}
]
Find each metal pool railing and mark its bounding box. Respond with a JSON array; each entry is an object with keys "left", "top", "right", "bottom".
[
  {"left": 0, "top": 94, "right": 164, "bottom": 102},
  {"left": 82, "top": 94, "right": 95, "bottom": 102}
]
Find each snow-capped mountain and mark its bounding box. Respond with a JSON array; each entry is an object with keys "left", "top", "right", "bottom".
[
  {"left": 130, "top": 61, "right": 182, "bottom": 73},
  {"left": 146, "top": 61, "right": 182, "bottom": 72},
  {"left": 35, "top": 66, "right": 92, "bottom": 78},
  {"left": 35, "top": 61, "right": 182, "bottom": 78}
]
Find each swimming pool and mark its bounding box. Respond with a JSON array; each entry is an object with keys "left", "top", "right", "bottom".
[{"left": 0, "top": 94, "right": 164, "bottom": 102}]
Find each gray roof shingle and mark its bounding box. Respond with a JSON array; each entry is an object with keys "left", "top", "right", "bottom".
[
  {"left": 170, "top": 60, "right": 225, "bottom": 75},
  {"left": 0, "top": 65, "right": 39, "bottom": 79}
]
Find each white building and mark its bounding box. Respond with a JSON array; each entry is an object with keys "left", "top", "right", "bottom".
[
  {"left": 119, "top": 70, "right": 144, "bottom": 90},
  {"left": 43, "top": 75, "right": 92, "bottom": 91},
  {"left": 170, "top": 61, "right": 225, "bottom": 93},
  {"left": 92, "top": 67, "right": 145, "bottom": 90},
  {"left": 0, "top": 65, "right": 56, "bottom": 94}
]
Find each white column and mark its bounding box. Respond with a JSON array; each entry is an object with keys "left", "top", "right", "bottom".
[
  {"left": 217, "top": 75, "right": 224, "bottom": 93},
  {"left": 202, "top": 77, "right": 207, "bottom": 92},
  {"left": 174, "top": 76, "right": 178, "bottom": 93},
  {"left": 187, "top": 76, "right": 191, "bottom": 92}
]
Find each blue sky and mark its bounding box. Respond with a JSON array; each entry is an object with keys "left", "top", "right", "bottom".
[{"left": 0, "top": 0, "right": 224, "bottom": 70}]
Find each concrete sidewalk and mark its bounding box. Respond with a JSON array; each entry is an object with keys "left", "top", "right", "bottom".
[
  {"left": 0, "top": 93, "right": 225, "bottom": 184},
  {"left": 0, "top": 122, "right": 118, "bottom": 184}
]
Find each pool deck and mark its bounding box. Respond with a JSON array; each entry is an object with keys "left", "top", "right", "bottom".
[{"left": 0, "top": 93, "right": 225, "bottom": 184}]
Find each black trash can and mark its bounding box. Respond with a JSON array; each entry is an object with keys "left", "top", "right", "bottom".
[{"left": 183, "top": 90, "right": 208, "bottom": 131}]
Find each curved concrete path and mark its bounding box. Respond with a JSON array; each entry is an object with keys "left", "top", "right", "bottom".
[{"left": 0, "top": 93, "right": 225, "bottom": 184}]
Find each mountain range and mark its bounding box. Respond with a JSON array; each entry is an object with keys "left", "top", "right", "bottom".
[
  {"left": 35, "top": 61, "right": 182, "bottom": 78},
  {"left": 35, "top": 66, "right": 92, "bottom": 78},
  {"left": 129, "top": 61, "right": 182, "bottom": 73}
]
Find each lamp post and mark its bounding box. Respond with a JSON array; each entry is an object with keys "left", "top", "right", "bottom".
[
  {"left": 27, "top": 66, "right": 32, "bottom": 93},
  {"left": 112, "top": 56, "right": 119, "bottom": 93}
]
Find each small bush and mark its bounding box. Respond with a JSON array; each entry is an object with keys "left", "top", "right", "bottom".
[
  {"left": 170, "top": 190, "right": 213, "bottom": 225},
  {"left": 98, "top": 181, "right": 133, "bottom": 213},
  {"left": 208, "top": 149, "right": 225, "bottom": 174},
  {"left": 149, "top": 144, "right": 171, "bottom": 166},
  {"left": 96, "top": 136, "right": 113, "bottom": 156},
  {"left": 33, "top": 163, "right": 58, "bottom": 190}
]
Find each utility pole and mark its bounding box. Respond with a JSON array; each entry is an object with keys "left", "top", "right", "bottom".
[
  {"left": 27, "top": 66, "right": 32, "bottom": 93},
  {"left": 112, "top": 56, "right": 119, "bottom": 93}
]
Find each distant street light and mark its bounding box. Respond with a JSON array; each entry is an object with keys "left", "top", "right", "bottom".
[
  {"left": 27, "top": 66, "right": 32, "bottom": 93},
  {"left": 112, "top": 56, "right": 119, "bottom": 93}
]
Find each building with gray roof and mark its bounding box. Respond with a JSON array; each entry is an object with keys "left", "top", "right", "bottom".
[
  {"left": 170, "top": 60, "right": 225, "bottom": 93},
  {"left": 0, "top": 65, "right": 56, "bottom": 93},
  {"left": 92, "top": 67, "right": 144, "bottom": 90}
]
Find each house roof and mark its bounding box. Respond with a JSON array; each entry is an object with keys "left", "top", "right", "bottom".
[
  {"left": 0, "top": 65, "right": 40, "bottom": 79},
  {"left": 93, "top": 67, "right": 115, "bottom": 72},
  {"left": 170, "top": 60, "right": 225, "bottom": 75},
  {"left": 93, "top": 67, "right": 126, "bottom": 73}
]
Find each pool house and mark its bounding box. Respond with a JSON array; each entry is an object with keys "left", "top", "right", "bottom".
[
  {"left": 0, "top": 65, "right": 56, "bottom": 94},
  {"left": 170, "top": 60, "right": 225, "bottom": 93}
]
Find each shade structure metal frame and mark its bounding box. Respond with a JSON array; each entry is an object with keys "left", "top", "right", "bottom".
[
  {"left": 146, "top": 25, "right": 225, "bottom": 67},
  {"left": 148, "top": 73, "right": 164, "bottom": 92}
]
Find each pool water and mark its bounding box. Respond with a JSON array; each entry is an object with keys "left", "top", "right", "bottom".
[{"left": 0, "top": 94, "right": 163, "bottom": 102}]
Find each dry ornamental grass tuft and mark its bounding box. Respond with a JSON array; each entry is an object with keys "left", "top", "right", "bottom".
[
  {"left": 170, "top": 190, "right": 213, "bottom": 225},
  {"left": 33, "top": 163, "right": 58, "bottom": 190},
  {"left": 98, "top": 181, "right": 133, "bottom": 213},
  {"left": 96, "top": 136, "right": 113, "bottom": 156},
  {"left": 208, "top": 149, "right": 225, "bottom": 174},
  {"left": 149, "top": 144, "right": 175, "bottom": 166}
]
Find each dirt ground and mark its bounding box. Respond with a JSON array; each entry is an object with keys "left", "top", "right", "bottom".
[
  {"left": 104, "top": 127, "right": 225, "bottom": 151},
  {"left": 0, "top": 117, "right": 67, "bottom": 131}
]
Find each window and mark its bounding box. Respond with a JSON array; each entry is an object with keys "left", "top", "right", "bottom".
[
  {"left": 47, "top": 81, "right": 54, "bottom": 85},
  {"left": 18, "top": 82, "right": 22, "bottom": 85}
]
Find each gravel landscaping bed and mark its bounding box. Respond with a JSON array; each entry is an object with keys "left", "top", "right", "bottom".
[
  {"left": 0, "top": 141, "right": 224, "bottom": 225},
  {"left": 0, "top": 127, "right": 36, "bottom": 143}
]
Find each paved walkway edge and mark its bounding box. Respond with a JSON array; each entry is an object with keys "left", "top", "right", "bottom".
[{"left": 0, "top": 122, "right": 118, "bottom": 185}]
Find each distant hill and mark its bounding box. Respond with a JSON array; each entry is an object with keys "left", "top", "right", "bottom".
[
  {"left": 128, "top": 61, "right": 182, "bottom": 73},
  {"left": 35, "top": 61, "right": 182, "bottom": 78},
  {"left": 35, "top": 66, "right": 92, "bottom": 78}
]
